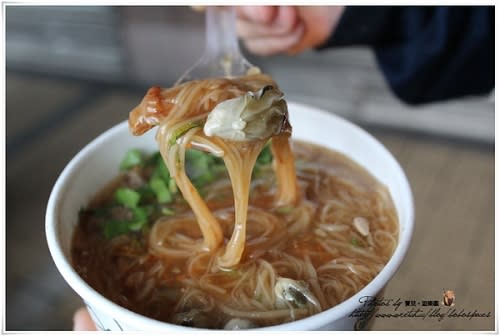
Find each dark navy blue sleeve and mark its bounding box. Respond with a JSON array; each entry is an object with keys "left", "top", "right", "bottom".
[{"left": 319, "top": 6, "right": 494, "bottom": 105}]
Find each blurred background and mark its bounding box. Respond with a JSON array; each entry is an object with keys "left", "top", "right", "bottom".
[{"left": 5, "top": 6, "right": 494, "bottom": 331}]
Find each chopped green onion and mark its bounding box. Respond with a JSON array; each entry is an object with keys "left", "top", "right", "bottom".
[
  {"left": 256, "top": 143, "right": 273, "bottom": 165},
  {"left": 169, "top": 121, "right": 202, "bottom": 145},
  {"left": 120, "top": 149, "right": 143, "bottom": 171},
  {"left": 103, "top": 220, "right": 131, "bottom": 239},
  {"left": 104, "top": 147, "right": 232, "bottom": 239},
  {"left": 212, "top": 162, "right": 227, "bottom": 175},
  {"left": 136, "top": 185, "right": 155, "bottom": 199},
  {"left": 192, "top": 171, "right": 215, "bottom": 188},
  {"left": 102, "top": 206, "right": 151, "bottom": 238},
  {"left": 146, "top": 151, "right": 162, "bottom": 166},
  {"left": 161, "top": 207, "right": 175, "bottom": 216},
  {"left": 128, "top": 207, "right": 148, "bottom": 231},
  {"left": 276, "top": 205, "right": 293, "bottom": 214},
  {"left": 186, "top": 149, "right": 216, "bottom": 188},
  {"left": 150, "top": 176, "right": 172, "bottom": 204},
  {"left": 253, "top": 143, "right": 273, "bottom": 178},
  {"left": 351, "top": 237, "right": 361, "bottom": 247},
  {"left": 132, "top": 206, "right": 149, "bottom": 220},
  {"left": 155, "top": 159, "right": 171, "bottom": 182},
  {"left": 186, "top": 149, "right": 211, "bottom": 173},
  {"left": 115, "top": 188, "right": 141, "bottom": 208},
  {"left": 128, "top": 219, "right": 146, "bottom": 231}
]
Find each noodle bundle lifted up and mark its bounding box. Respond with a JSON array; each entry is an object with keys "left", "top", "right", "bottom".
[
  {"left": 129, "top": 73, "right": 298, "bottom": 268},
  {"left": 73, "top": 72, "right": 399, "bottom": 328}
]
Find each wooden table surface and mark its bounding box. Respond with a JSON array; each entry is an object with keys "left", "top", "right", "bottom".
[{"left": 5, "top": 70, "right": 494, "bottom": 331}]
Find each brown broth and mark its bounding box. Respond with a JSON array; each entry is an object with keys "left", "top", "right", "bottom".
[{"left": 72, "top": 141, "right": 398, "bottom": 329}]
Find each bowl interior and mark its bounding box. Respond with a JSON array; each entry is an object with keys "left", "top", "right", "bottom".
[{"left": 46, "top": 101, "right": 414, "bottom": 330}]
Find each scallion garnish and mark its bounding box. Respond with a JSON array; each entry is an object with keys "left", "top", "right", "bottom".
[
  {"left": 256, "top": 143, "right": 273, "bottom": 165},
  {"left": 169, "top": 121, "right": 202, "bottom": 145},
  {"left": 115, "top": 188, "right": 141, "bottom": 208},
  {"left": 103, "top": 220, "right": 131, "bottom": 239},
  {"left": 101, "top": 147, "right": 230, "bottom": 239},
  {"left": 185, "top": 149, "right": 218, "bottom": 189},
  {"left": 150, "top": 176, "right": 172, "bottom": 204},
  {"left": 276, "top": 205, "right": 293, "bottom": 214},
  {"left": 161, "top": 207, "right": 175, "bottom": 216},
  {"left": 155, "top": 159, "right": 171, "bottom": 182},
  {"left": 119, "top": 149, "right": 143, "bottom": 171}
]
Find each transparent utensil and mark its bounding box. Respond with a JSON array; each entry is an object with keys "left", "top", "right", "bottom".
[{"left": 175, "top": 7, "right": 258, "bottom": 85}]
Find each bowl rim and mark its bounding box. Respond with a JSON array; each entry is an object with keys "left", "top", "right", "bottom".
[{"left": 45, "top": 101, "right": 414, "bottom": 331}]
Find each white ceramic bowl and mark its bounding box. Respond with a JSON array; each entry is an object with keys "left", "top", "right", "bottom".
[{"left": 46, "top": 102, "right": 414, "bottom": 331}]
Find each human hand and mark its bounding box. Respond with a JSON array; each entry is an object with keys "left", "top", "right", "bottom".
[
  {"left": 73, "top": 307, "right": 97, "bottom": 331},
  {"left": 236, "top": 6, "right": 345, "bottom": 56}
]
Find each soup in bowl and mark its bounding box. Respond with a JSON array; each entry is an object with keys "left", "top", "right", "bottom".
[{"left": 46, "top": 100, "right": 413, "bottom": 331}]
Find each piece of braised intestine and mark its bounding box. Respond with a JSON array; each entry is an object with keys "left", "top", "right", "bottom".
[{"left": 128, "top": 73, "right": 298, "bottom": 268}]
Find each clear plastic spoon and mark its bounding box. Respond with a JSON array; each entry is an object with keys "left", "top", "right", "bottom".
[{"left": 175, "top": 7, "right": 258, "bottom": 85}]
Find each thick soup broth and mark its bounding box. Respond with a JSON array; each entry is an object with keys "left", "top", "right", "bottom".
[{"left": 72, "top": 141, "right": 398, "bottom": 329}]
